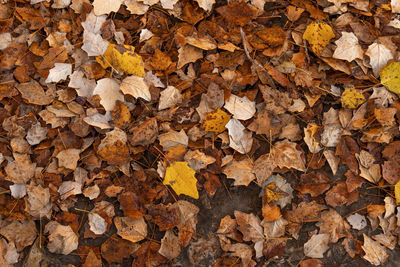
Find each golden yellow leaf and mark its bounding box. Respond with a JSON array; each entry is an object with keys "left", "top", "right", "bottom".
[
  {"left": 303, "top": 21, "right": 335, "bottom": 55},
  {"left": 163, "top": 161, "right": 199, "bottom": 199},
  {"left": 264, "top": 182, "right": 286, "bottom": 203},
  {"left": 341, "top": 87, "right": 366, "bottom": 109},
  {"left": 96, "top": 43, "right": 145, "bottom": 77},
  {"left": 203, "top": 108, "right": 231, "bottom": 134},
  {"left": 380, "top": 61, "right": 400, "bottom": 94},
  {"left": 395, "top": 181, "right": 400, "bottom": 205}
]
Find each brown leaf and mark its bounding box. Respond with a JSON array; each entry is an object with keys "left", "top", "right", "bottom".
[
  {"left": 130, "top": 117, "right": 158, "bottom": 146},
  {"left": 216, "top": 2, "right": 257, "bottom": 27},
  {"left": 147, "top": 203, "right": 180, "bottom": 231},
  {"left": 325, "top": 182, "right": 359, "bottom": 207},
  {"left": 159, "top": 230, "right": 181, "bottom": 260},
  {"left": 317, "top": 209, "right": 351, "bottom": 243},
  {"left": 335, "top": 136, "right": 360, "bottom": 174},
  {"left": 382, "top": 160, "right": 400, "bottom": 184},
  {"left": 234, "top": 211, "right": 264, "bottom": 243},
  {"left": 16, "top": 80, "right": 54, "bottom": 105},
  {"left": 271, "top": 140, "right": 306, "bottom": 172},
  {"left": 101, "top": 234, "right": 139, "bottom": 264}
]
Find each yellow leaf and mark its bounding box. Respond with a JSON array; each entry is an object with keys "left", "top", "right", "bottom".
[
  {"left": 395, "top": 181, "right": 400, "bottom": 205},
  {"left": 380, "top": 61, "right": 400, "bottom": 94},
  {"left": 96, "top": 43, "right": 145, "bottom": 77},
  {"left": 163, "top": 161, "right": 199, "bottom": 199},
  {"left": 341, "top": 86, "right": 366, "bottom": 109},
  {"left": 203, "top": 108, "right": 231, "bottom": 134},
  {"left": 264, "top": 182, "right": 286, "bottom": 203},
  {"left": 303, "top": 21, "right": 335, "bottom": 55}
]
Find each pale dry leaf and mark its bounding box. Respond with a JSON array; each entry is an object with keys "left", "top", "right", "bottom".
[
  {"left": 45, "top": 63, "right": 72, "bottom": 83},
  {"left": 82, "top": 31, "right": 109, "bottom": 56},
  {"left": 224, "top": 94, "right": 256, "bottom": 120},
  {"left": 366, "top": 42, "right": 394, "bottom": 77},
  {"left": 115, "top": 216, "right": 147, "bottom": 243},
  {"left": 333, "top": 32, "right": 364, "bottom": 62},
  {"left": 362, "top": 234, "right": 388, "bottom": 266},
  {"left": 177, "top": 45, "right": 203, "bottom": 69},
  {"left": 0, "top": 220, "right": 37, "bottom": 251},
  {"left": 10, "top": 184, "right": 26, "bottom": 199},
  {"left": 271, "top": 140, "right": 305, "bottom": 172},
  {"left": 139, "top": 29, "right": 153, "bottom": 42},
  {"left": 27, "top": 184, "right": 52, "bottom": 219},
  {"left": 120, "top": 75, "right": 151, "bottom": 101},
  {"left": 184, "top": 150, "right": 216, "bottom": 171},
  {"left": 93, "top": 78, "right": 124, "bottom": 112},
  {"left": 225, "top": 118, "right": 253, "bottom": 154},
  {"left": 304, "top": 234, "right": 330, "bottom": 258},
  {"left": 83, "top": 184, "right": 100, "bottom": 200},
  {"left": 323, "top": 150, "right": 339, "bottom": 175},
  {"left": 159, "top": 230, "right": 181, "bottom": 259},
  {"left": 373, "top": 233, "right": 396, "bottom": 250},
  {"left": 370, "top": 87, "right": 397, "bottom": 108},
  {"left": 88, "top": 213, "right": 107, "bottom": 235},
  {"left": 26, "top": 123, "right": 47, "bottom": 145},
  {"left": 317, "top": 209, "right": 350, "bottom": 243},
  {"left": 52, "top": 0, "right": 71, "bottom": 8},
  {"left": 83, "top": 112, "right": 112, "bottom": 129},
  {"left": 125, "top": 0, "right": 150, "bottom": 15},
  {"left": 185, "top": 34, "right": 217, "bottom": 50},
  {"left": 68, "top": 70, "right": 96, "bottom": 97},
  {"left": 195, "top": 0, "right": 215, "bottom": 11},
  {"left": 92, "top": 0, "right": 123, "bottom": 15},
  {"left": 346, "top": 213, "right": 367, "bottom": 230},
  {"left": 253, "top": 153, "right": 276, "bottom": 185},
  {"left": 158, "top": 130, "right": 188, "bottom": 150},
  {"left": 58, "top": 181, "right": 82, "bottom": 200},
  {"left": 159, "top": 86, "right": 182, "bottom": 110},
  {"left": 145, "top": 71, "right": 165, "bottom": 88},
  {"left": 5, "top": 153, "right": 36, "bottom": 184},
  {"left": 234, "top": 211, "right": 264, "bottom": 242},
  {"left": 223, "top": 158, "right": 255, "bottom": 186},
  {"left": 392, "top": 0, "right": 400, "bottom": 13},
  {"left": 261, "top": 217, "right": 288, "bottom": 238},
  {"left": 56, "top": 149, "right": 81, "bottom": 170},
  {"left": 45, "top": 221, "right": 78, "bottom": 255}
]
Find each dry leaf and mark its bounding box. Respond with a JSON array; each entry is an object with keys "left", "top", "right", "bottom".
[
  {"left": 93, "top": 78, "right": 124, "bottom": 112},
  {"left": 224, "top": 94, "right": 256, "bottom": 121},
  {"left": 163, "top": 161, "right": 199, "bottom": 199},
  {"left": 158, "top": 86, "right": 182, "bottom": 110},
  {"left": 225, "top": 119, "right": 253, "bottom": 154},
  {"left": 271, "top": 140, "right": 306, "bottom": 172},
  {"left": 88, "top": 212, "right": 107, "bottom": 235},
  {"left": 93, "top": 0, "right": 123, "bottom": 15},
  {"left": 223, "top": 158, "right": 255, "bottom": 186},
  {"left": 203, "top": 108, "right": 231, "bottom": 133},
  {"left": 362, "top": 234, "right": 388, "bottom": 266},
  {"left": 56, "top": 148, "right": 80, "bottom": 170},
  {"left": 366, "top": 42, "right": 394, "bottom": 77},
  {"left": 333, "top": 32, "right": 364, "bottom": 62},
  {"left": 159, "top": 230, "right": 181, "bottom": 259},
  {"left": 303, "top": 234, "right": 330, "bottom": 258},
  {"left": 114, "top": 216, "right": 147, "bottom": 243},
  {"left": 120, "top": 75, "right": 151, "bottom": 101},
  {"left": 380, "top": 61, "right": 400, "bottom": 94},
  {"left": 45, "top": 63, "right": 72, "bottom": 83},
  {"left": 45, "top": 221, "right": 78, "bottom": 255}
]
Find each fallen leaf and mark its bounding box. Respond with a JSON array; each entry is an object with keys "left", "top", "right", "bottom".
[
  {"left": 203, "top": 108, "right": 231, "bottom": 133},
  {"left": 158, "top": 130, "right": 188, "bottom": 150},
  {"left": 97, "top": 43, "right": 145, "bottom": 76},
  {"left": 303, "top": 21, "right": 335, "bottom": 55},
  {"left": 177, "top": 45, "right": 203, "bottom": 69},
  {"left": 163, "top": 161, "right": 199, "bottom": 199},
  {"left": 159, "top": 230, "right": 181, "bottom": 260},
  {"left": 45, "top": 221, "right": 78, "bottom": 255},
  {"left": 158, "top": 86, "right": 182, "bottom": 110},
  {"left": 224, "top": 94, "right": 256, "bottom": 121},
  {"left": 120, "top": 75, "right": 151, "bottom": 101},
  {"left": 223, "top": 158, "right": 255, "bottom": 186},
  {"left": 184, "top": 150, "right": 216, "bottom": 171},
  {"left": 92, "top": 78, "right": 124, "bottom": 112},
  {"left": 45, "top": 63, "right": 72, "bottom": 83},
  {"left": 380, "top": 61, "right": 400, "bottom": 94},
  {"left": 271, "top": 140, "right": 306, "bottom": 172},
  {"left": 362, "top": 234, "right": 388, "bottom": 266},
  {"left": 93, "top": 0, "right": 123, "bottom": 15},
  {"left": 114, "top": 216, "right": 147, "bottom": 243},
  {"left": 195, "top": 0, "right": 215, "bottom": 12},
  {"left": 234, "top": 211, "right": 264, "bottom": 242},
  {"left": 56, "top": 148, "right": 80, "bottom": 170},
  {"left": 347, "top": 213, "right": 367, "bottom": 230},
  {"left": 303, "top": 233, "right": 330, "bottom": 258},
  {"left": 341, "top": 87, "right": 366, "bottom": 109},
  {"left": 225, "top": 119, "right": 253, "bottom": 154},
  {"left": 366, "top": 41, "right": 394, "bottom": 77},
  {"left": 395, "top": 181, "right": 400, "bottom": 205},
  {"left": 333, "top": 32, "right": 364, "bottom": 62},
  {"left": 58, "top": 181, "right": 82, "bottom": 200},
  {"left": 88, "top": 212, "right": 107, "bottom": 235},
  {"left": 317, "top": 209, "right": 350, "bottom": 243},
  {"left": 101, "top": 234, "right": 139, "bottom": 264},
  {"left": 16, "top": 81, "right": 54, "bottom": 105}
]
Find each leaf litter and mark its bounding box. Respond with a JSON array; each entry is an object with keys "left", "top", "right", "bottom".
[{"left": 1, "top": 0, "right": 400, "bottom": 266}]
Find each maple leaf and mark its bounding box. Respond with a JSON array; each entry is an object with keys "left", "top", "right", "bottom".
[
  {"left": 380, "top": 61, "right": 400, "bottom": 94},
  {"left": 163, "top": 161, "right": 199, "bottom": 199},
  {"left": 203, "top": 108, "right": 231, "bottom": 133},
  {"left": 303, "top": 21, "right": 335, "bottom": 55}
]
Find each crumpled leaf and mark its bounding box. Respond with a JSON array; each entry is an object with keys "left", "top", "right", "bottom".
[
  {"left": 380, "top": 61, "right": 400, "bottom": 94},
  {"left": 163, "top": 161, "right": 199, "bottom": 199},
  {"left": 184, "top": 150, "right": 216, "bottom": 171},
  {"left": 58, "top": 181, "right": 82, "bottom": 200},
  {"left": 120, "top": 75, "right": 151, "bottom": 101},
  {"left": 158, "top": 130, "right": 188, "bottom": 150},
  {"left": 341, "top": 87, "right": 366, "bottom": 109},
  {"left": 333, "top": 32, "right": 364, "bottom": 62},
  {"left": 16, "top": 80, "right": 54, "bottom": 105},
  {"left": 5, "top": 153, "right": 36, "bottom": 184},
  {"left": 234, "top": 211, "right": 264, "bottom": 242},
  {"left": 203, "top": 108, "right": 231, "bottom": 133},
  {"left": 56, "top": 148, "right": 80, "bottom": 170},
  {"left": 223, "top": 158, "right": 255, "bottom": 186},
  {"left": 92, "top": 78, "right": 124, "bottom": 111},
  {"left": 97, "top": 43, "right": 145, "bottom": 76},
  {"left": 224, "top": 94, "right": 256, "bottom": 120},
  {"left": 303, "top": 21, "right": 335, "bottom": 55},
  {"left": 158, "top": 230, "right": 181, "bottom": 259},
  {"left": 45, "top": 221, "right": 78, "bottom": 255}
]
